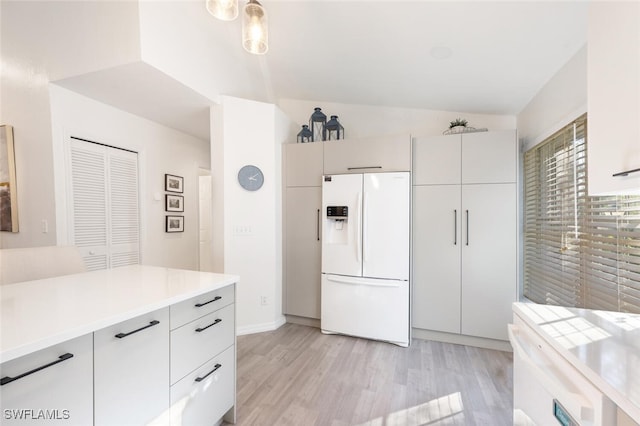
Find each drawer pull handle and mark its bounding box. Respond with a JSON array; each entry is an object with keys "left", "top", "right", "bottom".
[
  {"left": 195, "top": 363, "right": 221, "bottom": 383},
  {"left": 195, "top": 296, "right": 222, "bottom": 308},
  {"left": 1, "top": 353, "right": 74, "bottom": 386},
  {"left": 115, "top": 320, "right": 160, "bottom": 339},
  {"left": 195, "top": 318, "right": 222, "bottom": 332},
  {"left": 347, "top": 166, "right": 382, "bottom": 170}
]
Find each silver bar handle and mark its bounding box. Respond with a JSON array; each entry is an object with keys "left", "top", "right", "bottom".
[{"left": 466, "top": 210, "right": 469, "bottom": 246}]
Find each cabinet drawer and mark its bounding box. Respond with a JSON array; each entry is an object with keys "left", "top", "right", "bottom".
[
  {"left": 94, "top": 308, "right": 169, "bottom": 426},
  {"left": 0, "top": 335, "right": 93, "bottom": 426},
  {"left": 170, "top": 345, "right": 235, "bottom": 425},
  {"left": 170, "top": 285, "right": 234, "bottom": 330},
  {"left": 171, "top": 304, "right": 234, "bottom": 384}
]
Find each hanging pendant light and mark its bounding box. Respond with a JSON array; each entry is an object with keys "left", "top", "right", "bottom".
[
  {"left": 206, "top": 0, "right": 239, "bottom": 21},
  {"left": 242, "top": 0, "right": 268, "bottom": 55}
]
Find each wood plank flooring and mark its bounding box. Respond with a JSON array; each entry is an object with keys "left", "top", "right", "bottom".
[{"left": 227, "top": 324, "right": 513, "bottom": 426}]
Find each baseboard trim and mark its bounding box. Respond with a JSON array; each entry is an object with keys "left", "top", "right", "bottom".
[
  {"left": 412, "top": 328, "right": 513, "bottom": 352},
  {"left": 237, "top": 315, "right": 286, "bottom": 336},
  {"left": 284, "top": 314, "right": 321, "bottom": 328}
]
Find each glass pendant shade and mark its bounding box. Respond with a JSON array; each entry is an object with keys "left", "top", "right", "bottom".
[
  {"left": 242, "top": 0, "right": 268, "bottom": 55},
  {"left": 206, "top": 0, "right": 239, "bottom": 21},
  {"left": 325, "top": 115, "right": 344, "bottom": 140},
  {"left": 297, "top": 125, "right": 313, "bottom": 143},
  {"left": 309, "top": 107, "right": 327, "bottom": 142}
]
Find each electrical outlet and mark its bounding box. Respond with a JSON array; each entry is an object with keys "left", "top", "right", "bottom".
[{"left": 261, "top": 296, "right": 268, "bottom": 306}]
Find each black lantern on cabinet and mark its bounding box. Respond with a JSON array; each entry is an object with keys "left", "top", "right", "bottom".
[
  {"left": 297, "top": 125, "right": 313, "bottom": 143},
  {"left": 309, "top": 107, "right": 327, "bottom": 142},
  {"left": 325, "top": 115, "right": 344, "bottom": 140}
]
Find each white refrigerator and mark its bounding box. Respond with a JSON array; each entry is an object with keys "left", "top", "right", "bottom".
[{"left": 321, "top": 172, "right": 410, "bottom": 347}]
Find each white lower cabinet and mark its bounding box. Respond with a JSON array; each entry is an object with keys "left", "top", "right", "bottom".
[
  {"left": 170, "top": 288, "right": 236, "bottom": 425},
  {"left": 94, "top": 308, "right": 169, "bottom": 426},
  {"left": 284, "top": 186, "right": 322, "bottom": 319},
  {"left": 170, "top": 345, "right": 235, "bottom": 425},
  {"left": 413, "top": 183, "right": 516, "bottom": 341},
  {"left": 0, "top": 335, "right": 93, "bottom": 426},
  {"left": 1, "top": 284, "right": 236, "bottom": 426},
  {"left": 413, "top": 185, "right": 462, "bottom": 334},
  {"left": 170, "top": 304, "right": 235, "bottom": 385},
  {"left": 460, "top": 183, "right": 517, "bottom": 340}
]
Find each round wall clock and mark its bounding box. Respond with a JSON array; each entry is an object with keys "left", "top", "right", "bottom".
[{"left": 237, "top": 165, "right": 264, "bottom": 191}]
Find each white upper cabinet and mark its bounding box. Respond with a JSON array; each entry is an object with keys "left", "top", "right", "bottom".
[
  {"left": 413, "top": 130, "right": 516, "bottom": 185},
  {"left": 461, "top": 130, "right": 517, "bottom": 184},
  {"left": 412, "top": 134, "right": 461, "bottom": 185},
  {"left": 587, "top": 1, "right": 640, "bottom": 195},
  {"left": 323, "top": 134, "right": 411, "bottom": 174}
]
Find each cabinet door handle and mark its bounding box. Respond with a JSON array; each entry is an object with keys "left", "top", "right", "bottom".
[
  {"left": 195, "top": 318, "right": 222, "bottom": 332},
  {"left": 194, "top": 363, "right": 221, "bottom": 382},
  {"left": 195, "top": 296, "right": 222, "bottom": 308},
  {"left": 347, "top": 166, "right": 383, "bottom": 170},
  {"left": 613, "top": 167, "right": 640, "bottom": 177},
  {"left": 317, "top": 208, "right": 320, "bottom": 241},
  {"left": 1, "top": 353, "right": 74, "bottom": 386},
  {"left": 454, "top": 209, "right": 457, "bottom": 245},
  {"left": 115, "top": 320, "right": 160, "bottom": 339},
  {"left": 465, "top": 210, "right": 469, "bottom": 246}
]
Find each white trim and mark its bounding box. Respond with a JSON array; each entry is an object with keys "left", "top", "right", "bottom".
[
  {"left": 412, "top": 327, "right": 513, "bottom": 352},
  {"left": 236, "top": 315, "right": 286, "bottom": 336}
]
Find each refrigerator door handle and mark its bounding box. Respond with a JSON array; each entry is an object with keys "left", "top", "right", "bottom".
[
  {"left": 363, "top": 194, "right": 369, "bottom": 262},
  {"left": 356, "top": 191, "right": 362, "bottom": 263},
  {"left": 326, "top": 274, "right": 402, "bottom": 288}
]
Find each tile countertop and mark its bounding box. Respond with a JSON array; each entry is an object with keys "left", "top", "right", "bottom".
[
  {"left": 513, "top": 302, "right": 640, "bottom": 421},
  {"left": 0, "top": 265, "right": 239, "bottom": 364}
]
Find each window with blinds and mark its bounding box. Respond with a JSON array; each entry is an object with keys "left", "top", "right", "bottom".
[{"left": 523, "top": 114, "right": 640, "bottom": 313}]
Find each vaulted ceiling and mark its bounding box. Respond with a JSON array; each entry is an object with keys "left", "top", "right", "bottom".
[{"left": 54, "top": 1, "right": 589, "bottom": 141}]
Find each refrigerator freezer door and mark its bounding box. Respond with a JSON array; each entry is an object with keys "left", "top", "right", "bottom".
[
  {"left": 321, "top": 274, "right": 410, "bottom": 346},
  {"left": 322, "top": 174, "right": 363, "bottom": 277},
  {"left": 362, "top": 172, "right": 410, "bottom": 280}
]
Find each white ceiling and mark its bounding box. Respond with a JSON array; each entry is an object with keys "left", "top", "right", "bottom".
[{"left": 56, "top": 1, "right": 589, "bottom": 141}]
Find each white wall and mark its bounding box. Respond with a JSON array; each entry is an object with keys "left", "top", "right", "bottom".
[
  {"left": 0, "top": 0, "right": 141, "bottom": 248},
  {"left": 212, "top": 96, "right": 291, "bottom": 334},
  {"left": 49, "top": 85, "right": 209, "bottom": 270},
  {"left": 278, "top": 99, "right": 516, "bottom": 142},
  {"left": 517, "top": 45, "right": 587, "bottom": 152}
]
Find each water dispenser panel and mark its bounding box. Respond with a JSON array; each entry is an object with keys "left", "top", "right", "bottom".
[{"left": 327, "top": 206, "right": 348, "bottom": 218}]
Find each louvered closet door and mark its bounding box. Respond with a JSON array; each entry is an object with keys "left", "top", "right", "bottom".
[{"left": 69, "top": 139, "right": 139, "bottom": 270}]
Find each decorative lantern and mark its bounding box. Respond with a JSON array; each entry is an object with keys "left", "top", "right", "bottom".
[
  {"left": 309, "top": 107, "right": 327, "bottom": 142},
  {"left": 325, "top": 115, "right": 344, "bottom": 140},
  {"left": 297, "top": 125, "right": 313, "bottom": 143}
]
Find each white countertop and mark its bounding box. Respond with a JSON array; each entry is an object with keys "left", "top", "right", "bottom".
[
  {"left": 513, "top": 302, "right": 640, "bottom": 421},
  {"left": 0, "top": 265, "right": 239, "bottom": 364}
]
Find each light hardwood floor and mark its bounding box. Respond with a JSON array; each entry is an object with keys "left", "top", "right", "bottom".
[{"left": 228, "top": 324, "right": 513, "bottom": 426}]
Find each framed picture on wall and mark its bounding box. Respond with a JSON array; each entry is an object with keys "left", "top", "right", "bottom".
[
  {"left": 166, "top": 215, "right": 184, "bottom": 233},
  {"left": 165, "top": 194, "right": 184, "bottom": 212},
  {"left": 165, "top": 174, "right": 183, "bottom": 193},
  {"left": 0, "top": 125, "right": 18, "bottom": 232}
]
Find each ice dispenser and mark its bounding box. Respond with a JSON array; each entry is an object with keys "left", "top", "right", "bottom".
[{"left": 325, "top": 206, "right": 349, "bottom": 244}]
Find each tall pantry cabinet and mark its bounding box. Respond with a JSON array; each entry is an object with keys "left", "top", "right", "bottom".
[
  {"left": 413, "top": 130, "right": 517, "bottom": 341},
  {"left": 283, "top": 143, "right": 323, "bottom": 319}
]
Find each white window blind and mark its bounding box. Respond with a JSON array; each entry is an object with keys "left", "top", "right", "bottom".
[
  {"left": 69, "top": 138, "right": 140, "bottom": 271},
  {"left": 523, "top": 114, "right": 640, "bottom": 313}
]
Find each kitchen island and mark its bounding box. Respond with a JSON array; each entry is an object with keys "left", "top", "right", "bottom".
[
  {"left": 0, "top": 265, "right": 239, "bottom": 425},
  {"left": 511, "top": 302, "right": 640, "bottom": 425}
]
